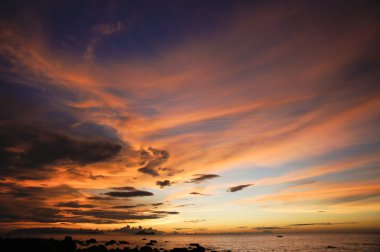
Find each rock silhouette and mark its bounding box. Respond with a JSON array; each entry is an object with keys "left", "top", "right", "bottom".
[
  {"left": 87, "top": 239, "right": 98, "bottom": 245},
  {"left": 105, "top": 240, "right": 117, "bottom": 246},
  {"left": 140, "top": 246, "right": 153, "bottom": 252},
  {"left": 0, "top": 236, "right": 77, "bottom": 252},
  {"left": 0, "top": 237, "right": 214, "bottom": 252}
]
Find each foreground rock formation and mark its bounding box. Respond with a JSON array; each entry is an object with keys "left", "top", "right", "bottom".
[{"left": 0, "top": 237, "right": 211, "bottom": 252}]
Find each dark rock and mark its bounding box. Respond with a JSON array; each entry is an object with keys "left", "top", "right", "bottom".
[
  {"left": 0, "top": 237, "right": 212, "bottom": 252},
  {"left": 110, "top": 248, "right": 123, "bottom": 252},
  {"left": 124, "top": 248, "right": 139, "bottom": 252},
  {"left": 192, "top": 245, "right": 205, "bottom": 252},
  {"left": 187, "top": 243, "right": 204, "bottom": 252},
  {"left": 105, "top": 240, "right": 117, "bottom": 246},
  {"left": 170, "top": 248, "right": 189, "bottom": 252},
  {"left": 119, "top": 240, "right": 129, "bottom": 244},
  {"left": 87, "top": 238, "right": 98, "bottom": 245},
  {"left": 77, "top": 240, "right": 86, "bottom": 246},
  {"left": 140, "top": 245, "right": 154, "bottom": 252},
  {"left": 326, "top": 246, "right": 337, "bottom": 249},
  {"left": 63, "top": 236, "right": 77, "bottom": 251},
  {"left": 86, "top": 244, "right": 108, "bottom": 252}
]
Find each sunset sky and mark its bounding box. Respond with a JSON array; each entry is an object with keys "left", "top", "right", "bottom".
[{"left": 0, "top": 0, "right": 379, "bottom": 233}]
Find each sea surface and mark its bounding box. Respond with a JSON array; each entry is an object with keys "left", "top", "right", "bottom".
[{"left": 11, "top": 233, "right": 380, "bottom": 251}]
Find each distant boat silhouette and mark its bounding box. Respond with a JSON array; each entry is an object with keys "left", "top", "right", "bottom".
[{"left": 277, "top": 235, "right": 284, "bottom": 238}]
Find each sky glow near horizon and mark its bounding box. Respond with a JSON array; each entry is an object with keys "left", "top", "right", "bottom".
[{"left": 0, "top": 0, "right": 379, "bottom": 233}]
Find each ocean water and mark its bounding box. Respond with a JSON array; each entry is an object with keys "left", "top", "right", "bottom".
[{"left": 17, "top": 233, "right": 380, "bottom": 251}]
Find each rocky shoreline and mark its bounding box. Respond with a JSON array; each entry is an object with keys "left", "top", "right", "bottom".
[{"left": 0, "top": 236, "right": 227, "bottom": 252}]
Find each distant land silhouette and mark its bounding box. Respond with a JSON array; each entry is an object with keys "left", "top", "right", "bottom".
[
  {"left": 5, "top": 226, "right": 163, "bottom": 236},
  {"left": 112, "top": 225, "right": 163, "bottom": 235}
]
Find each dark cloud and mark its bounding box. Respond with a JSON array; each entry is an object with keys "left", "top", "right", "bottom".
[
  {"left": 151, "top": 202, "right": 164, "bottom": 207},
  {"left": 159, "top": 167, "right": 184, "bottom": 177},
  {"left": 0, "top": 206, "right": 65, "bottom": 223},
  {"left": 184, "top": 219, "right": 206, "bottom": 223},
  {"left": 55, "top": 201, "right": 95, "bottom": 209},
  {"left": 0, "top": 201, "right": 98, "bottom": 224},
  {"left": 176, "top": 204, "right": 195, "bottom": 208},
  {"left": 326, "top": 193, "right": 379, "bottom": 204},
  {"left": 67, "top": 168, "right": 106, "bottom": 180},
  {"left": 89, "top": 172, "right": 106, "bottom": 180},
  {"left": 105, "top": 187, "right": 153, "bottom": 198},
  {"left": 0, "top": 183, "right": 92, "bottom": 224},
  {"left": 137, "top": 148, "right": 169, "bottom": 176},
  {"left": 63, "top": 218, "right": 122, "bottom": 224},
  {"left": 105, "top": 191, "right": 153, "bottom": 197},
  {"left": 156, "top": 180, "right": 173, "bottom": 188},
  {"left": 0, "top": 183, "right": 161, "bottom": 224},
  {"left": 111, "top": 186, "right": 137, "bottom": 191},
  {"left": 151, "top": 211, "right": 179, "bottom": 215},
  {"left": 189, "top": 192, "right": 209, "bottom": 196},
  {"left": 0, "top": 183, "right": 134, "bottom": 225},
  {"left": 0, "top": 120, "right": 122, "bottom": 180},
  {"left": 227, "top": 184, "right": 253, "bottom": 192},
  {"left": 255, "top": 226, "right": 284, "bottom": 230},
  {"left": 86, "top": 196, "right": 115, "bottom": 201},
  {"left": 290, "top": 223, "right": 331, "bottom": 227},
  {"left": 68, "top": 209, "right": 163, "bottom": 220},
  {"left": 289, "top": 222, "right": 357, "bottom": 227},
  {"left": 186, "top": 174, "right": 220, "bottom": 183},
  {"left": 111, "top": 204, "right": 145, "bottom": 209},
  {"left": 0, "top": 182, "right": 82, "bottom": 200}
]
